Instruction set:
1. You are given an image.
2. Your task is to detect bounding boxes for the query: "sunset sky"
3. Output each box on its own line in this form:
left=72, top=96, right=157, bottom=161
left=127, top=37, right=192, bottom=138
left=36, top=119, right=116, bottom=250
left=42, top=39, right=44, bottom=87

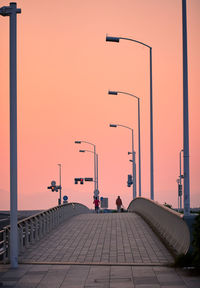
left=0, top=0, right=200, bottom=210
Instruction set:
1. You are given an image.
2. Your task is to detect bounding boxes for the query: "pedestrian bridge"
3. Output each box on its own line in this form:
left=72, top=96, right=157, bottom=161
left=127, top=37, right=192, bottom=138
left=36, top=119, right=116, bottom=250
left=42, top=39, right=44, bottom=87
left=0, top=198, right=190, bottom=265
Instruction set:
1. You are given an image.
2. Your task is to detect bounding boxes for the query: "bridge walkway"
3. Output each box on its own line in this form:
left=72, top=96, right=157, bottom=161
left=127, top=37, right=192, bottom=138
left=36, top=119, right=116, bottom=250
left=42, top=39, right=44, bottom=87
left=20, top=213, right=173, bottom=265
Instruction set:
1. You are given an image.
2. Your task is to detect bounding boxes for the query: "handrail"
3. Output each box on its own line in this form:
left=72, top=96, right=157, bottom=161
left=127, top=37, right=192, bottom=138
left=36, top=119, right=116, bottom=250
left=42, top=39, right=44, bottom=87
left=1, top=202, right=89, bottom=264
left=0, top=230, right=6, bottom=262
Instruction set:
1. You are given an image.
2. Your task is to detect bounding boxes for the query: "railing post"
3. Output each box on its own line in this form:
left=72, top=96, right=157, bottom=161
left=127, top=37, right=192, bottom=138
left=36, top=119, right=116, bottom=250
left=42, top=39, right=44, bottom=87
left=38, top=216, right=41, bottom=238
left=52, top=209, right=55, bottom=228
left=44, top=213, right=47, bottom=234
left=25, top=222, right=29, bottom=248
left=3, top=230, right=6, bottom=264
left=18, top=224, right=23, bottom=253
left=30, top=219, right=34, bottom=244
left=35, top=217, right=39, bottom=242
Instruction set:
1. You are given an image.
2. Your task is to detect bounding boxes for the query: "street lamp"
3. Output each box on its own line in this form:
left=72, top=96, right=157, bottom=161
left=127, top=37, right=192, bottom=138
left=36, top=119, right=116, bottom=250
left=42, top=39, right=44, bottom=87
left=75, top=141, right=97, bottom=195
left=0, top=2, right=21, bottom=268
left=79, top=149, right=99, bottom=196
left=182, top=0, right=190, bottom=216
left=106, top=35, right=154, bottom=200
left=108, top=90, right=141, bottom=197
left=109, top=123, right=136, bottom=199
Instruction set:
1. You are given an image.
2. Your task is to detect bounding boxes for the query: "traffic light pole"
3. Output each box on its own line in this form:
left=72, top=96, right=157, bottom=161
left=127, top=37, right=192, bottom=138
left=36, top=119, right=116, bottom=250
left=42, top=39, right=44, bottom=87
left=179, top=149, right=184, bottom=210
left=94, top=146, right=97, bottom=192
left=0, top=2, right=21, bottom=268
left=58, top=164, right=62, bottom=205
left=96, top=154, right=99, bottom=191
left=132, top=130, right=136, bottom=199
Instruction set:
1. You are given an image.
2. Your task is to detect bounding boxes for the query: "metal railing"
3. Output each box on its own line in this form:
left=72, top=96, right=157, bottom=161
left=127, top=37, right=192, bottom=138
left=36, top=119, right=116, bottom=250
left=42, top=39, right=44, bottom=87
left=0, top=202, right=89, bottom=263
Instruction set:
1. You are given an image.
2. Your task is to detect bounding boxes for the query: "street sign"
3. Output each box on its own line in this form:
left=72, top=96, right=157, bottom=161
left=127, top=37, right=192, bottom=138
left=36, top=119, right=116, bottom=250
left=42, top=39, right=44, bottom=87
left=101, top=197, right=108, bottom=208
left=94, top=189, right=99, bottom=197
left=63, top=195, right=68, bottom=201
left=85, top=178, right=93, bottom=182
left=51, top=180, right=56, bottom=186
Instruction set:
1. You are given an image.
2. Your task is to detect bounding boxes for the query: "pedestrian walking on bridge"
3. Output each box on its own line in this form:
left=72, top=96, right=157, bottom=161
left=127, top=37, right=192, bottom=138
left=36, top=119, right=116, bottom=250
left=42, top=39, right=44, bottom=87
left=93, top=197, right=100, bottom=213
left=116, top=196, right=122, bottom=212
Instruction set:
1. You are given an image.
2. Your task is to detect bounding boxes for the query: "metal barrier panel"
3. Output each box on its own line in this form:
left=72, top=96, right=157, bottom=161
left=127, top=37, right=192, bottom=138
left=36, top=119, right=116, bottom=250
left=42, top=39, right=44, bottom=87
left=128, top=197, right=190, bottom=255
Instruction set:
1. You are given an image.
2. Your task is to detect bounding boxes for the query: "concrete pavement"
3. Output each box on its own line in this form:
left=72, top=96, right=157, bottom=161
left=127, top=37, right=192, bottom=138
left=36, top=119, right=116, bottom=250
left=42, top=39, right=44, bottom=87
left=21, top=213, right=173, bottom=265
left=1, top=213, right=200, bottom=287
left=0, top=263, right=200, bottom=287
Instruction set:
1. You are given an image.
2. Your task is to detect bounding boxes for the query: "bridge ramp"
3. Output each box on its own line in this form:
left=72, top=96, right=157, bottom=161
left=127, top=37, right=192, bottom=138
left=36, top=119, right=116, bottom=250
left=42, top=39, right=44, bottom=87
left=20, top=213, right=173, bottom=265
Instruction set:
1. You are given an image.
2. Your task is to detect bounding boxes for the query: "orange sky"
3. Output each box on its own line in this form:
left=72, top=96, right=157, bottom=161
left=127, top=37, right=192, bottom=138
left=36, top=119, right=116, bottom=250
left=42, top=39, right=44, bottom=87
left=0, top=0, right=200, bottom=210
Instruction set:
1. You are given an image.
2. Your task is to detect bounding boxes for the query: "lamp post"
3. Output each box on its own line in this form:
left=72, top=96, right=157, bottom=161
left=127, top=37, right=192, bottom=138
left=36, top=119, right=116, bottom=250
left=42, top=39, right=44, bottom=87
left=75, top=141, right=97, bottom=195
left=79, top=149, right=99, bottom=196
left=108, top=90, right=141, bottom=197
left=110, top=124, right=136, bottom=199
left=0, top=2, right=21, bottom=268
left=106, top=35, right=154, bottom=200
left=58, top=164, right=62, bottom=205
left=182, top=0, right=190, bottom=216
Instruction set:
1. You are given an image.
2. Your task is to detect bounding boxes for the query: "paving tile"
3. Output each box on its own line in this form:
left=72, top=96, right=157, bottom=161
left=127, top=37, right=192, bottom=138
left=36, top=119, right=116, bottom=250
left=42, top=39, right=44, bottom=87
left=160, top=284, right=188, bottom=288
left=135, top=285, right=160, bottom=288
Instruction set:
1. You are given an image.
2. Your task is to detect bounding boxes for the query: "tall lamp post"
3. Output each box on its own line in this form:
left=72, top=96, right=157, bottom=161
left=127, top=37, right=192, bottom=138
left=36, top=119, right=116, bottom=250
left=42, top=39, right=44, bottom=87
left=75, top=141, right=97, bottom=196
left=106, top=35, right=154, bottom=200
left=108, top=90, right=141, bottom=197
left=0, top=2, right=21, bottom=268
left=182, top=0, right=190, bottom=216
left=79, top=149, right=99, bottom=196
left=110, top=124, right=136, bottom=199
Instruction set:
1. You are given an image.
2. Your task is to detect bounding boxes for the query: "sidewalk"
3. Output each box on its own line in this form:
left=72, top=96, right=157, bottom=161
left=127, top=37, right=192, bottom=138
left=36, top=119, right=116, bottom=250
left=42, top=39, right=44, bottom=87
left=0, top=263, right=200, bottom=287
left=21, top=213, right=173, bottom=265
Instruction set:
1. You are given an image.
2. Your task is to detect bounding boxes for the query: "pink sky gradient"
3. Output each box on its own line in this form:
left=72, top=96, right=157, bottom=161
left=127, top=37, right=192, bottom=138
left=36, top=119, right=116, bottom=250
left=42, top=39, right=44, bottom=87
left=0, top=0, right=200, bottom=210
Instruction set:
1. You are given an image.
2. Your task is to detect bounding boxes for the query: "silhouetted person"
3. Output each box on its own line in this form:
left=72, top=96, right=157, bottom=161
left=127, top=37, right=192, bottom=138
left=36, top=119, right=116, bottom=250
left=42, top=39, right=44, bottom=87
left=116, top=196, right=122, bottom=212
left=93, top=197, right=100, bottom=213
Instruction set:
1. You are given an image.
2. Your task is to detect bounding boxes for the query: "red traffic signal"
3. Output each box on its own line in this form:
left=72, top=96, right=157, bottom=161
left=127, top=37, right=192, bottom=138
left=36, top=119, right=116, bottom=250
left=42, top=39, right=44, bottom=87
left=74, top=178, right=84, bottom=184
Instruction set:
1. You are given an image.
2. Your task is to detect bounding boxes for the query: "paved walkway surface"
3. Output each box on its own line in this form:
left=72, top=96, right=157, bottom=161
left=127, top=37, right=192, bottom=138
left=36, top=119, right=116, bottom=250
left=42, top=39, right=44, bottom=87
left=1, top=213, right=200, bottom=287
left=21, top=213, right=173, bottom=265
left=0, top=264, right=200, bottom=287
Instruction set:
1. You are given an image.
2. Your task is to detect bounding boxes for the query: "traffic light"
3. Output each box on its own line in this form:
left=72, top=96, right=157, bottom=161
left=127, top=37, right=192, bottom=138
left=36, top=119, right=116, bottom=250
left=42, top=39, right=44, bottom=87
left=74, top=178, right=84, bottom=184
left=47, top=185, right=56, bottom=192
left=47, top=180, right=60, bottom=192
left=127, top=174, right=133, bottom=187
left=178, top=184, right=182, bottom=196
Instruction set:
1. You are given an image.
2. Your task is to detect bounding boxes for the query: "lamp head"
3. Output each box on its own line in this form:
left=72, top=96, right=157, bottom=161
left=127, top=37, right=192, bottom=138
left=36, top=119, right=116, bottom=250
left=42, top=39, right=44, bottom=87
left=75, top=141, right=81, bottom=144
left=79, top=150, right=85, bottom=153
left=108, top=90, right=118, bottom=95
left=106, top=35, right=120, bottom=42
left=109, top=124, right=117, bottom=128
